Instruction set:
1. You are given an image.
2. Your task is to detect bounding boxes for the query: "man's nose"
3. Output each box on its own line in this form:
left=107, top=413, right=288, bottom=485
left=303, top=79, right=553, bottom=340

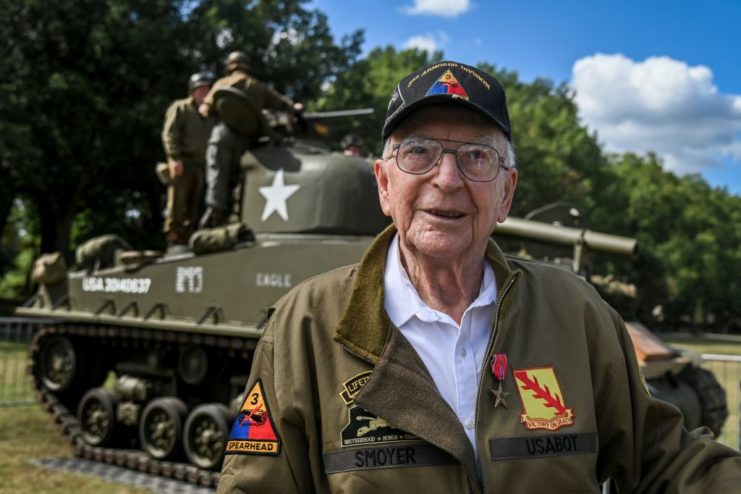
left=433, top=150, right=464, bottom=188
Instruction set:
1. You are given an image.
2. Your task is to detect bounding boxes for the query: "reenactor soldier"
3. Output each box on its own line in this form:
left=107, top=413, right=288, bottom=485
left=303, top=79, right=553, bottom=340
left=340, top=134, right=366, bottom=157
left=198, top=51, right=304, bottom=228
left=161, top=72, right=215, bottom=248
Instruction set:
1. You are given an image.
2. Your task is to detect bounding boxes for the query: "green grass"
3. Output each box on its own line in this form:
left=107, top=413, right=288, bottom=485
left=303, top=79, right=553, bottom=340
left=661, top=334, right=741, bottom=356
left=0, top=405, right=150, bottom=494
left=0, top=342, right=34, bottom=404
left=0, top=343, right=149, bottom=494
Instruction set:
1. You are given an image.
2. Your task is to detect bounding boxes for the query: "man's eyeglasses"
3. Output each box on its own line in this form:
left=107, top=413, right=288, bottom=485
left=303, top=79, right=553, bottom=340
left=387, top=137, right=509, bottom=182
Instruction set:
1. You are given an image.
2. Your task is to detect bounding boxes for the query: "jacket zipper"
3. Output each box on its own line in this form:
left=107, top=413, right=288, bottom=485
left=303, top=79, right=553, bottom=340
left=341, top=344, right=374, bottom=365
left=474, top=273, right=519, bottom=494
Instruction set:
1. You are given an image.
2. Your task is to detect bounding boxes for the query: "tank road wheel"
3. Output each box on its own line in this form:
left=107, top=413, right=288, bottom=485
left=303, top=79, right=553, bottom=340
left=178, top=345, right=209, bottom=385
left=679, top=365, right=729, bottom=436
left=140, top=397, right=188, bottom=460
left=184, top=403, right=232, bottom=470
left=77, top=388, right=119, bottom=446
left=38, top=336, right=79, bottom=392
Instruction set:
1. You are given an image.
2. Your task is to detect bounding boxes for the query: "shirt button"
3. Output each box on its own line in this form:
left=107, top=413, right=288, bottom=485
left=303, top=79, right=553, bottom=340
left=458, top=347, right=467, bottom=357
left=464, top=419, right=475, bottom=430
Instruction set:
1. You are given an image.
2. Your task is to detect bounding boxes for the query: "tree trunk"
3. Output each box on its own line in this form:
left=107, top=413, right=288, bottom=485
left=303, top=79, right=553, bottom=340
left=36, top=194, right=76, bottom=260
left=0, top=190, right=14, bottom=246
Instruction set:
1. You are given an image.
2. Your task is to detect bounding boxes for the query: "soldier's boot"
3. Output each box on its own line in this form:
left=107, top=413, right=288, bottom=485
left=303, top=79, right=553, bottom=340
left=165, top=230, right=190, bottom=255
left=166, top=230, right=186, bottom=246
left=198, top=207, right=228, bottom=229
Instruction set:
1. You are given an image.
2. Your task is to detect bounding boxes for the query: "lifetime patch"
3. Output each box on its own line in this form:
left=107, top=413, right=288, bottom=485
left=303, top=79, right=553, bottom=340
left=225, top=379, right=281, bottom=456
left=341, top=406, right=418, bottom=447
left=339, top=371, right=372, bottom=406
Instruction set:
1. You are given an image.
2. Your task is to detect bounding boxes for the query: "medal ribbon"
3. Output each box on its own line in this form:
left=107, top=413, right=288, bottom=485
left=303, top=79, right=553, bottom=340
left=491, top=353, right=508, bottom=381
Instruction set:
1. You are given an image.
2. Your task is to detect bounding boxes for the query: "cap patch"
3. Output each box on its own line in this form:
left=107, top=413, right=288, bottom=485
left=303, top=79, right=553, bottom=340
left=425, top=69, right=469, bottom=99
left=225, top=379, right=281, bottom=455
left=514, top=367, right=574, bottom=431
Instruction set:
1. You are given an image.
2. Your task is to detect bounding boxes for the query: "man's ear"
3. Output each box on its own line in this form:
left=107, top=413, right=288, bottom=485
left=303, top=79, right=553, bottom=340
left=497, top=168, right=518, bottom=223
left=374, top=159, right=392, bottom=217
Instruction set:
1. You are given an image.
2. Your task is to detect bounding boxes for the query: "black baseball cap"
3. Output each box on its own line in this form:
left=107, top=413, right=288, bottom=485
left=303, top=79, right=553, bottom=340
left=382, top=61, right=511, bottom=140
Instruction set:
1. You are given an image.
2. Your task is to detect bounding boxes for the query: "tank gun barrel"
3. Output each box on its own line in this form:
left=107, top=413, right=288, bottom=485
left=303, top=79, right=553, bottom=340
left=496, top=217, right=638, bottom=257
left=302, top=108, right=375, bottom=119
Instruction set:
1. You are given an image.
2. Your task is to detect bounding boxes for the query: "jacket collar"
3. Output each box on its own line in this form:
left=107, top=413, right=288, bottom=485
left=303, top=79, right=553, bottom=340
left=334, top=223, right=518, bottom=362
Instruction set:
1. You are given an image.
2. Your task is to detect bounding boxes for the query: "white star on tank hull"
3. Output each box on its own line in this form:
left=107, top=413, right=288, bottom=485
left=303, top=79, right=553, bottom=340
left=259, top=169, right=301, bottom=221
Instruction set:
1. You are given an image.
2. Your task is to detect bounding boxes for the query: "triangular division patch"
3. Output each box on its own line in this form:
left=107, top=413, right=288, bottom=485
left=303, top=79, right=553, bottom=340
left=426, top=69, right=469, bottom=99
left=225, top=379, right=282, bottom=455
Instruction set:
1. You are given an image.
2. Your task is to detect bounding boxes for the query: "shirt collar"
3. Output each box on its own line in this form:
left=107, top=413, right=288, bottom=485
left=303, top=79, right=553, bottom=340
left=384, top=234, right=497, bottom=328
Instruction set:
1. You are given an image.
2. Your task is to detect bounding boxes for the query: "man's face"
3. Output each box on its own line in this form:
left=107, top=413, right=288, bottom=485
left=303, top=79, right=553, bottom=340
left=192, top=85, right=210, bottom=106
left=374, top=106, right=518, bottom=262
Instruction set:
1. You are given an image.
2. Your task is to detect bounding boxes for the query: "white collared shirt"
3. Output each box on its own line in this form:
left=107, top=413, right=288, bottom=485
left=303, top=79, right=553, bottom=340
left=384, top=234, right=497, bottom=455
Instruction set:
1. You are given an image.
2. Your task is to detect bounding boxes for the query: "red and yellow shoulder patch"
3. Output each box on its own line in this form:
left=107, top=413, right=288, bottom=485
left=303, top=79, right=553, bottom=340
left=225, top=379, right=281, bottom=455
left=513, top=367, right=574, bottom=431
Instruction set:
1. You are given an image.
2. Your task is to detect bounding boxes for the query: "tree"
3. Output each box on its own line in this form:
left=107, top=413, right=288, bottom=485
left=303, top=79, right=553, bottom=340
left=314, top=46, right=441, bottom=154
left=0, top=0, right=363, bottom=266
left=612, top=153, right=741, bottom=329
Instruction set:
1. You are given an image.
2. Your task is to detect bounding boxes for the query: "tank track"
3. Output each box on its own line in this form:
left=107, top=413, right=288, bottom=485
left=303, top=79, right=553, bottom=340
left=28, top=323, right=256, bottom=489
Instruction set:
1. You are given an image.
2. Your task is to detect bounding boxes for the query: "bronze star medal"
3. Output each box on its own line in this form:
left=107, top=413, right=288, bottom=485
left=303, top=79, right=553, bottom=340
left=491, top=382, right=510, bottom=408
left=490, top=353, right=509, bottom=408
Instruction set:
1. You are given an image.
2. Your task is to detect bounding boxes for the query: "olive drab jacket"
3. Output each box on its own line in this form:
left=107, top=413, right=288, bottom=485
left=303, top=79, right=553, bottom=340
left=201, top=70, right=295, bottom=118
left=217, top=226, right=741, bottom=493
left=161, top=96, right=213, bottom=165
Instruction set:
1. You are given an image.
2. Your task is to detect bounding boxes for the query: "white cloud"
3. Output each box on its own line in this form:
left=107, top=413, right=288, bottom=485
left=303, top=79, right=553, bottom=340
left=402, top=0, right=471, bottom=18
left=571, top=53, right=741, bottom=174
left=403, top=32, right=450, bottom=54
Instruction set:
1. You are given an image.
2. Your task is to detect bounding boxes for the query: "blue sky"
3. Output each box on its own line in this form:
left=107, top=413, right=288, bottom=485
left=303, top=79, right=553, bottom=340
left=310, top=0, right=741, bottom=195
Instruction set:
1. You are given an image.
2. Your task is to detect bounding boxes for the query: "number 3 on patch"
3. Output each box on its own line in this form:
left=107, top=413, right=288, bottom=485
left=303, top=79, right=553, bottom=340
left=225, top=379, right=282, bottom=456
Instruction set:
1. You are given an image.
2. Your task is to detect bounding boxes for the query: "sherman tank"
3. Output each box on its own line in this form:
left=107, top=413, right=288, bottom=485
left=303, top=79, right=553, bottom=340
left=16, top=92, right=727, bottom=487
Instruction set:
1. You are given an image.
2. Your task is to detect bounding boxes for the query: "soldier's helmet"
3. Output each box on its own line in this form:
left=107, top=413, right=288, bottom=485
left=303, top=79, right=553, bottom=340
left=340, top=134, right=364, bottom=149
left=188, top=72, right=214, bottom=93
left=225, top=51, right=250, bottom=72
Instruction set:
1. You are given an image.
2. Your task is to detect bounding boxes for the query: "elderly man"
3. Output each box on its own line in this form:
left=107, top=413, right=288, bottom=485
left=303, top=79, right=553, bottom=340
left=217, top=61, right=741, bottom=493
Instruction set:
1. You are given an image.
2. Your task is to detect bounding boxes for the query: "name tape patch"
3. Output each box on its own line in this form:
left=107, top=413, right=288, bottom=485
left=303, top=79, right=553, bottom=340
left=489, top=433, right=597, bottom=461
left=324, top=443, right=456, bottom=473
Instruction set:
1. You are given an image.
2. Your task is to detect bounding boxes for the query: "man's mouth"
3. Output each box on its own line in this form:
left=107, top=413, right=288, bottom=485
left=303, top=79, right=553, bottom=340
left=427, top=209, right=466, bottom=219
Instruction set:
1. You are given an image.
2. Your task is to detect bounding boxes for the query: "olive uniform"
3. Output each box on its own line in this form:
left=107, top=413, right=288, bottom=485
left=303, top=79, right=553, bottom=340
left=218, top=226, right=741, bottom=493
left=201, top=69, right=296, bottom=219
left=161, top=96, right=213, bottom=242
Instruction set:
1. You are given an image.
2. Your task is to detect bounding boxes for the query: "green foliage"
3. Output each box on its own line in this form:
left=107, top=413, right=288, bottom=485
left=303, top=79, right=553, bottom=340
left=0, top=1, right=738, bottom=329
left=0, top=200, right=38, bottom=301
left=611, top=153, right=741, bottom=328
left=314, top=46, right=441, bottom=154
left=0, top=0, right=362, bottom=262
